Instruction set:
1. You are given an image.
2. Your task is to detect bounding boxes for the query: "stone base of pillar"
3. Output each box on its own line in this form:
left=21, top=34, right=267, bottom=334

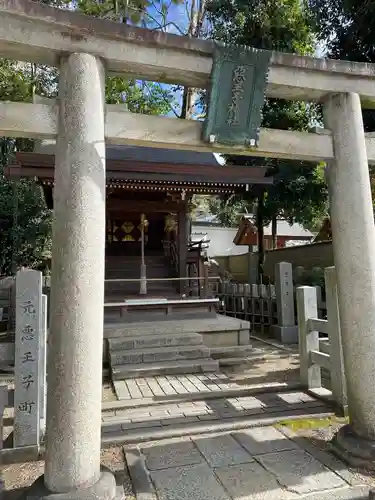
left=271, top=325, right=298, bottom=344
left=18, top=469, right=124, bottom=500
left=139, top=264, right=147, bottom=295
left=330, top=424, right=375, bottom=470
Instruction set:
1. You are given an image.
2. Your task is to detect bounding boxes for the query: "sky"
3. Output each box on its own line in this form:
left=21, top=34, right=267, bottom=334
left=145, top=0, right=191, bottom=33
left=143, top=1, right=193, bottom=117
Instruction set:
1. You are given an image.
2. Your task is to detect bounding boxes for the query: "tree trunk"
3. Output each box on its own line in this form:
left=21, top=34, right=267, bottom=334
left=271, top=215, right=277, bottom=249
left=180, top=0, right=206, bottom=120
left=180, top=87, right=195, bottom=119
left=256, top=191, right=265, bottom=283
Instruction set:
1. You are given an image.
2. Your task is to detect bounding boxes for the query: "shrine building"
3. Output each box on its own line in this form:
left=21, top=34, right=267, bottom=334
left=5, top=143, right=272, bottom=299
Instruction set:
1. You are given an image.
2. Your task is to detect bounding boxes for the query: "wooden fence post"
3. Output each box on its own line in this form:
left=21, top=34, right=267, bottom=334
left=202, top=262, right=209, bottom=299
left=324, top=266, right=347, bottom=414
left=296, top=286, right=321, bottom=390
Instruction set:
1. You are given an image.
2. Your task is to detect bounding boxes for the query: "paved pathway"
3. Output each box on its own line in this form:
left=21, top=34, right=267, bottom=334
left=101, top=390, right=334, bottom=446
left=125, top=426, right=370, bottom=500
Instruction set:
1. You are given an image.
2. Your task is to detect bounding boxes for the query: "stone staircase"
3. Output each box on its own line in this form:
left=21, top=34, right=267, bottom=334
left=105, top=254, right=178, bottom=300
left=109, top=330, right=219, bottom=380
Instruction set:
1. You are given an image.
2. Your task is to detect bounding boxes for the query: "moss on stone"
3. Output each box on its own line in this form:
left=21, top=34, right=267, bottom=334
left=276, top=416, right=349, bottom=431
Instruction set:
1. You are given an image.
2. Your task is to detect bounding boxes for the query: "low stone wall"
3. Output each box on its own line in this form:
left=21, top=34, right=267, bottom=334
left=214, top=241, right=333, bottom=282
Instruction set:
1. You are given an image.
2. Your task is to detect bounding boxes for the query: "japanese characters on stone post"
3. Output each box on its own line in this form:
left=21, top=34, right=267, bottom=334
left=275, top=261, right=295, bottom=327
left=14, top=269, right=42, bottom=448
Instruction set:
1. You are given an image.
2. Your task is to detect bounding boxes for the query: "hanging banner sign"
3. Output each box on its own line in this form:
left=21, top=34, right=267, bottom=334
left=203, top=44, right=271, bottom=148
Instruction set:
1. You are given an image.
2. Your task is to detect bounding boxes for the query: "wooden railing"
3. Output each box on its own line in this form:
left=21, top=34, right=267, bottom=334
left=170, top=240, right=179, bottom=275
left=0, top=276, right=15, bottom=335
left=188, top=239, right=207, bottom=254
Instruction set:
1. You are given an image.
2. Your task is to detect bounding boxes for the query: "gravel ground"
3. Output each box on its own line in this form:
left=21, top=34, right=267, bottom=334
left=224, top=338, right=300, bottom=386
left=2, top=447, right=135, bottom=500
left=290, top=420, right=375, bottom=489
left=102, top=380, right=117, bottom=402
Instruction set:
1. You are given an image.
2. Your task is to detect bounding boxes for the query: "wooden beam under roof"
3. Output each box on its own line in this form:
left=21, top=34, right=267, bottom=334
left=6, top=152, right=273, bottom=186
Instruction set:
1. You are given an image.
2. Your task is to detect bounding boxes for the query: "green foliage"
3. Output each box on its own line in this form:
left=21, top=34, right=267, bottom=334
left=76, top=0, right=177, bottom=115
left=75, top=0, right=183, bottom=27
left=294, top=266, right=325, bottom=291
left=308, top=0, right=375, bottom=62
left=106, top=77, right=175, bottom=115
left=308, top=0, right=375, bottom=132
left=0, top=0, right=177, bottom=275
left=308, top=0, right=375, bottom=211
left=208, top=195, right=245, bottom=227
left=208, top=0, right=315, bottom=55
left=0, top=174, right=52, bottom=275
left=0, top=60, right=53, bottom=275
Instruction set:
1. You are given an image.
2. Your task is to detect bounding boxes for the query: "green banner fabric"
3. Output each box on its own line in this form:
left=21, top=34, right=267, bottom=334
left=203, top=43, right=271, bottom=148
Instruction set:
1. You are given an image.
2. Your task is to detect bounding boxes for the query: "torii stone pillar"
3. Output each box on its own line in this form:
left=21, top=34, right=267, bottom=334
left=24, top=53, right=120, bottom=499
left=325, top=92, right=375, bottom=468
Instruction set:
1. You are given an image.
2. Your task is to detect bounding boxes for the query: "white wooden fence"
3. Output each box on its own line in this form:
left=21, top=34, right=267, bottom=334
left=297, top=266, right=347, bottom=414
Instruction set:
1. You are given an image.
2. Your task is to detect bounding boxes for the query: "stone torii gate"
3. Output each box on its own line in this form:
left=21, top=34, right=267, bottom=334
left=2, top=0, right=375, bottom=497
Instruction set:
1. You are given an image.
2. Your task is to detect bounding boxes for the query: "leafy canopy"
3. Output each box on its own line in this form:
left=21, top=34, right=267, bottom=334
left=0, top=60, right=53, bottom=275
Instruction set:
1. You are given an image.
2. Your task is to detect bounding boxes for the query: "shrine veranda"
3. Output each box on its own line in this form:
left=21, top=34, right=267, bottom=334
left=2, top=0, right=375, bottom=498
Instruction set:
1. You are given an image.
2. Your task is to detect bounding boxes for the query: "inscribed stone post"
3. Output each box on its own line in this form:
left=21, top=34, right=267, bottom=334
left=14, top=269, right=42, bottom=448
left=271, top=262, right=298, bottom=343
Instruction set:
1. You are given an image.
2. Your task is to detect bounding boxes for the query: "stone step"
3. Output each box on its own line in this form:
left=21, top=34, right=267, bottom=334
left=109, top=344, right=211, bottom=365
left=108, top=332, right=204, bottom=350
left=101, top=407, right=335, bottom=448
left=105, top=268, right=174, bottom=276
left=217, top=357, right=254, bottom=366
left=104, top=316, right=248, bottom=337
left=210, top=345, right=253, bottom=359
left=111, top=358, right=219, bottom=380
left=105, top=282, right=177, bottom=290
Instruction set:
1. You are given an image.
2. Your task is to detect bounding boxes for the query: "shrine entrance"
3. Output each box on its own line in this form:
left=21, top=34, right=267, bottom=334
left=106, top=212, right=166, bottom=256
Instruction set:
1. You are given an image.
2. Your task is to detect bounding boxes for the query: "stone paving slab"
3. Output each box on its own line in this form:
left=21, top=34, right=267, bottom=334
left=233, top=426, right=300, bottom=455
left=103, top=391, right=328, bottom=427
left=150, top=463, right=229, bottom=500
left=194, top=434, right=255, bottom=468
left=125, top=428, right=371, bottom=500
left=257, top=448, right=346, bottom=494
left=142, top=441, right=203, bottom=471
left=214, top=461, right=298, bottom=500
left=103, top=380, right=302, bottom=412
left=113, top=373, right=272, bottom=401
